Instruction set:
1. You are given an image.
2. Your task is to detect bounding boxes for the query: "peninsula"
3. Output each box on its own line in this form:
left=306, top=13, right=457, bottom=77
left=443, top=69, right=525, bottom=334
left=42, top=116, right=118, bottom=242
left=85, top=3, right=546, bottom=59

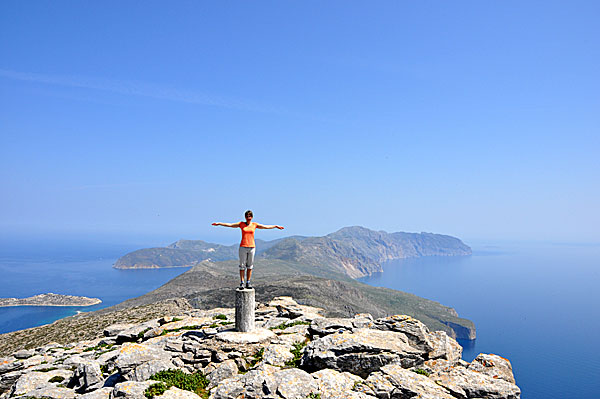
left=114, top=226, right=472, bottom=279
left=0, top=293, right=102, bottom=307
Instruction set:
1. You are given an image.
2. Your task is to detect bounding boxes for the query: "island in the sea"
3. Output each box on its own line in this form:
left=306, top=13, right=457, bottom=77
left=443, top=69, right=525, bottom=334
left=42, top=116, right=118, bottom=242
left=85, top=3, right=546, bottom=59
left=0, top=293, right=102, bottom=307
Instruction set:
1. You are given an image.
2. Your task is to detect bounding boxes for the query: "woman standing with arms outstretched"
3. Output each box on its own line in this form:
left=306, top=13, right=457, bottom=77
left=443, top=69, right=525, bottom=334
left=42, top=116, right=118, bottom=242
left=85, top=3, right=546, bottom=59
left=212, top=210, right=284, bottom=289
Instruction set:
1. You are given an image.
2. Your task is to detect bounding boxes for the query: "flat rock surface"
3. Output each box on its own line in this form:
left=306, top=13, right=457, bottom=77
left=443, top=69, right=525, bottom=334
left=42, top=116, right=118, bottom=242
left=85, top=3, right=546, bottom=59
left=215, top=328, right=275, bottom=344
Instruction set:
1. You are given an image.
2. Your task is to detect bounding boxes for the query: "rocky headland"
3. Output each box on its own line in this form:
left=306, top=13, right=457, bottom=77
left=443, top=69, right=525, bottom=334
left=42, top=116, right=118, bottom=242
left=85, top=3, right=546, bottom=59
left=0, top=293, right=102, bottom=308
left=0, top=296, right=520, bottom=399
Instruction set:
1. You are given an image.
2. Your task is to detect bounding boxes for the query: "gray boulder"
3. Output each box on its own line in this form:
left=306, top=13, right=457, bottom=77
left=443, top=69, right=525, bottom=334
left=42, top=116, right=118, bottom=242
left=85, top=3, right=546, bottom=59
left=309, top=318, right=354, bottom=337
left=301, top=328, right=425, bottom=378
left=311, top=369, right=364, bottom=399
left=104, top=324, right=136, bottom=337
left=12, top=350, right=35, bottom=360
left=468, top=353, right=516, bottom=384
left=115, top=343, right=171, bottom=375
left=112, top=381, right=153, bottom=399
left=274, top=368, right=318, bottom=399
left=428, top=330, right=462, bottom=362
left=14, top=386, right=76, bottom=399
left=375, top=315, right=434, bottom=352
left=365, top=364, right=455, bottom=399
left=0, top=359, right=23, bottom=375
left=126, top=359, right=175, bottom=382
left=431, top=367, right=521, bottom=399
left=79, top=387, right=113, bottom=399
left=10, top=369, right=73, bottom=396
left=207, top=359, right=238, bottom=388
left=69, top=360, right=104, bottom=392
left=262, top=344, right=295, bottom=367
left=161, top=386, right=202, bottom=399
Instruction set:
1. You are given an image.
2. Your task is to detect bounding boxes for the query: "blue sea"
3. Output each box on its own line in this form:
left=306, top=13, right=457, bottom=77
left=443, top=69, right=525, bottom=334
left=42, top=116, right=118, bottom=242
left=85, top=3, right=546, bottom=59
left=1, top=237, right=599, bottom=398
left=360, top=241, right=600, bottom=399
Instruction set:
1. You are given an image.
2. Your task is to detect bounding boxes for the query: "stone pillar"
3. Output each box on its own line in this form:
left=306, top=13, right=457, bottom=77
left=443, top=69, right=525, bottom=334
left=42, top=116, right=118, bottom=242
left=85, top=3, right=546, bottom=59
left=235, top=288, right=255, bottom=332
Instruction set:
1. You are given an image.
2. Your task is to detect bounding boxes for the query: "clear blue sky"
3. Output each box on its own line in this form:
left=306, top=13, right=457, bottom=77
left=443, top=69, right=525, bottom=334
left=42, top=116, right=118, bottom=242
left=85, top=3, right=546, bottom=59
left=1, top=1, right=598, bottom=245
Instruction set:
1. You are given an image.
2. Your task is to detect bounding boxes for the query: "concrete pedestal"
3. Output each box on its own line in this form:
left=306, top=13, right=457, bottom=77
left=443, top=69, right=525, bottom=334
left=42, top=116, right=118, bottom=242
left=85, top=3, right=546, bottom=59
left=235, top=288, right=255, bottom=332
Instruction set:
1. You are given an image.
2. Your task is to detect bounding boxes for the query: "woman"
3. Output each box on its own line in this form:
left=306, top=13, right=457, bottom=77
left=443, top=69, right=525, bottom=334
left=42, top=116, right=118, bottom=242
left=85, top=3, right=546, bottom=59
left=212, top=210, right=284, bottom=289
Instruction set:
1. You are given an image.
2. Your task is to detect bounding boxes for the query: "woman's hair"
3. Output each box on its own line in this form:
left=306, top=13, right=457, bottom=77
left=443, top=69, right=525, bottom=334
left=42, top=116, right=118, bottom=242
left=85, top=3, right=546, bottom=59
left=245, top=210, right=253, bottom=218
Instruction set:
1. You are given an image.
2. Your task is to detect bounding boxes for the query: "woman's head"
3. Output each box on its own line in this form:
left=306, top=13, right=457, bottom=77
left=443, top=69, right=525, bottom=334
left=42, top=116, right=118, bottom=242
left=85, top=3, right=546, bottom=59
left=245, top=210, right=253, bottom=222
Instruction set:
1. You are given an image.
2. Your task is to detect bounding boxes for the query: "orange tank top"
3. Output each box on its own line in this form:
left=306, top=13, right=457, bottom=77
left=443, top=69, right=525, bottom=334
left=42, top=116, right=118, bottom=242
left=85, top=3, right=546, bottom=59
left=240, top=222, right=257, bottom=248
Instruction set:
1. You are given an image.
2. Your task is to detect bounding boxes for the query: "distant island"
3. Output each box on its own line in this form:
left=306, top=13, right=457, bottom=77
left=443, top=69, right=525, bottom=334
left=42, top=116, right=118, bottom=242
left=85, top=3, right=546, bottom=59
left=0, top=293, right=102, bottom=307
left=115, top=226, right=472, bottom=279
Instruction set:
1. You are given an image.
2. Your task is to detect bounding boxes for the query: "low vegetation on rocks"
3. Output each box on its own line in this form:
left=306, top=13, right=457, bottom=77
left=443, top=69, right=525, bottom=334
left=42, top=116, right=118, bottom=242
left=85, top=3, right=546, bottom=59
left=0, top=296, right=520, bottom=399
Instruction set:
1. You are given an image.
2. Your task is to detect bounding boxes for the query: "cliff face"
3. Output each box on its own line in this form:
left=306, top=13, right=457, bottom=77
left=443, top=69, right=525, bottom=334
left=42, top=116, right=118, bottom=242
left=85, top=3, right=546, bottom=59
left=0, top=296, right=519, bottom=399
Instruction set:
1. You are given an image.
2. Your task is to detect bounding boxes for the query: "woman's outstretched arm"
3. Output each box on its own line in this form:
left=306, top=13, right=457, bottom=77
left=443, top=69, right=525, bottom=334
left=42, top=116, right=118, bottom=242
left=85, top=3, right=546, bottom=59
left=256, top=223, right=284, bottom=230
left=212, top=222, right=241, bottom=228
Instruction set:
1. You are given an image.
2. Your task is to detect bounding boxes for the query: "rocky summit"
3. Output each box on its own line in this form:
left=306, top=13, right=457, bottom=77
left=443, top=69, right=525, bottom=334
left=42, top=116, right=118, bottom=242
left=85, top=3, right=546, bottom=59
left=0, top=296, right=520, bottom=399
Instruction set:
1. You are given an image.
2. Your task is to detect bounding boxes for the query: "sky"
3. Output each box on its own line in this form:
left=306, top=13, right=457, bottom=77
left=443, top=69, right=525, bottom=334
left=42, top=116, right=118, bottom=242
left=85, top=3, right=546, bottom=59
left=1, top=1, right=599, bottom=246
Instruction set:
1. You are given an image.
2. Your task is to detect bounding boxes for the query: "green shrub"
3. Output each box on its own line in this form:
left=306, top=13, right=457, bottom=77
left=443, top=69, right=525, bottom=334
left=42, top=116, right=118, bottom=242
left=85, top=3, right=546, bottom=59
left=307, top=393, right=321, bottom=399
left=246, top=347, right=265, bottom=369
left=413, top=368, right=430, bottom=376
left=145, top=382, right=168, bottom=398
left=270, top=320, right=311, bottom=331
left=148, top=369, right=209, bottom=399
left=285, top=341, right=307, bottom=368
left=48, top=376, right=65, bottom=383
left=213, top=314, right=227, bottom=320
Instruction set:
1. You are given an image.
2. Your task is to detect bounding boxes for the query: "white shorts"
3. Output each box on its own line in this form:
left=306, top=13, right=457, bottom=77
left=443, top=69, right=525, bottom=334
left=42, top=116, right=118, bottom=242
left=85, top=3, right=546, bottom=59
left=239, top=246, right=255, bottom=270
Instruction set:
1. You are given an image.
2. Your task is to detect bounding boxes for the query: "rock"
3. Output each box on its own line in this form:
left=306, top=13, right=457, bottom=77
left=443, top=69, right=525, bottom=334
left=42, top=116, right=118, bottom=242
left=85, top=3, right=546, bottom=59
left=351, top=314, right=375, bottom=329
left=312, top=369, right=363, bottom=399
left=215, top=328, right=275, bottom=344
left=126, top=359, right=175, bottom=382
left=79, top=387, right=113, bottom=399
left=13, top=349, right=35, bottom=360
left=272, top=333, right=306, bottom=346
left=375, top=315, right=434, bottom=352
left=10, top=369, right=73, bottom=396
left=104, top=324, right=136, bottom=338
left=164, top=340, right=184, bottom=353
left=428, top=330, right=463, bottom=362
left=15, top=386, right=77, bottom=399
left=301, top=328, right=425, bottom=378
left=96, top=349, right=120, bottom=367
left=274, top=368, right=318, bottom=399
left=64, top=355, right=88, bottom=367
left=115, top=343, right=171, bottom=375
left=262, top=344, right=295, bottom=367
left=211, top=364, right=280, bottom=399
left=260, top=317, right=293, bottom=330
left=0, top=370, right=23, bottom=393
left=112, top=380, right=152, bottom=399
left=431, top=367, right=521, bottom=399
left=276, top=323, right=310, bottom=336
left=207, top=359, right=238, bottom=387
left=160, top=386, right=202, bottom=399
left=309, top=318, right=354, bottom=337
left=468, top=353, right=516, bottom=384
left=117, top=323, right=158, bottom=343
left=0, top=358, right=22, bottom=375
left=69, top=360, right=104, bottom=392
left=365, top=364, right=455, bottom=399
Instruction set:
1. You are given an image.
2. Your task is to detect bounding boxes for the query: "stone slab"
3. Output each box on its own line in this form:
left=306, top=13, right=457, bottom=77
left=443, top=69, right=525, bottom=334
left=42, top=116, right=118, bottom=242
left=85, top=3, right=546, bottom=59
left=215, top=328, right=275, bottom=344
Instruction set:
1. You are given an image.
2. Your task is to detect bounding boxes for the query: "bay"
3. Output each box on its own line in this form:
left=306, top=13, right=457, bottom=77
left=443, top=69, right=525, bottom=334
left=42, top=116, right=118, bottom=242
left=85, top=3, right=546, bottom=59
left=360, top=241, right=600, bottom=399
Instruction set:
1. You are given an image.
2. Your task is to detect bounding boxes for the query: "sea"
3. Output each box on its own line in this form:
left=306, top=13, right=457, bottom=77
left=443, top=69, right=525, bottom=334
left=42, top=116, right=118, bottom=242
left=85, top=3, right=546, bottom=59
left=0, top=236, right=599, bottom=398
